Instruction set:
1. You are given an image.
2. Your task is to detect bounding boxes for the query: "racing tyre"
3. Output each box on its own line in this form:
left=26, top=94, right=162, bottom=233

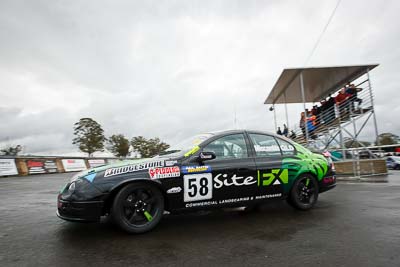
left=112, top=182, right=164, bottom=234
left=287, top=174, right=319, bottom=211
left=395, top=164, right=400, bottom=170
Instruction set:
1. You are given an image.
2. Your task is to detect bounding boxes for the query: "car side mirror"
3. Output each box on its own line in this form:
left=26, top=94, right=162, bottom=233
left=199, top=151, right=216, bottom=161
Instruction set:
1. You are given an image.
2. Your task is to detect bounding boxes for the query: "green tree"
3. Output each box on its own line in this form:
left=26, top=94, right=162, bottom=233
left=344, top=137, right=371, bottom=148
left=376, top=132, right=399, bottom=146
left=108, top=134, right=130, bottom=158
left=131, top=136, right=170, bottom=158
left=1, top=145, right=22, bottom=156
left=72, top=118, right=106, bottom=157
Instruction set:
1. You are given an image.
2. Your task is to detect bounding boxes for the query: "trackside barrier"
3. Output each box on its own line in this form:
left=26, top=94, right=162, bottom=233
left=328, top=144, right=400, bottom=179
left=334, top=159, right=387, bottom=177
left=0, top=157, right=132, bottom=177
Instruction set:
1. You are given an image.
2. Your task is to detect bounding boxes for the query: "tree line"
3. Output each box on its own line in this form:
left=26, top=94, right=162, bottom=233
left=72, top=118, right=169, bottom=158
left=1, top=118, right=400, bottom=156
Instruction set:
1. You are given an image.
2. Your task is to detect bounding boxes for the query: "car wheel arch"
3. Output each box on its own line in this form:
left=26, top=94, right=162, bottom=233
left=292, top=172, right=319, bottom=186
left=103, top=178, right=169, bottom=215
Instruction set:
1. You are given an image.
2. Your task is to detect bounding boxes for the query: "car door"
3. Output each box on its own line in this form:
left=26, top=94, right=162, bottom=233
left=182, top=133, right=258, bottom=206
left=247, top=133, right=291, bottom=198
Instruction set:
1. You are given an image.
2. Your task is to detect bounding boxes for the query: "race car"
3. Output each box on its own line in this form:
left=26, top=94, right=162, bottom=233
left=57, top=130, right=336, bottom=233
left=386, top=156, right=400, bottom=170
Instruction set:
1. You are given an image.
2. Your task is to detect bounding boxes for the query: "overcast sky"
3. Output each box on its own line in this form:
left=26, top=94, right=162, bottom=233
left=0, top=0, right=399, bottom=155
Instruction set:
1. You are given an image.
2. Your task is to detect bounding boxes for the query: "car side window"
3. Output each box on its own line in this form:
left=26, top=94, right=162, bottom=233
left=203, top=134, right=248, bottom=160
left=249, top=134, right=282, bottom=157
left=275, top=138, right=296, bottom=156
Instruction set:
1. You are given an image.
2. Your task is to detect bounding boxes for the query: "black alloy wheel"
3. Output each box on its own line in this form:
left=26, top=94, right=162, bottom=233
left=287, top=174, right=319, bottom=210
left=112, top=182, right=164, bottom=234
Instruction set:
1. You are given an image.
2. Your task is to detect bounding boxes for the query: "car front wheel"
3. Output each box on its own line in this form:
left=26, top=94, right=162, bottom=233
left=112, top=182, right=164, bottom=234
left=287, top=174, right=319, bottom=210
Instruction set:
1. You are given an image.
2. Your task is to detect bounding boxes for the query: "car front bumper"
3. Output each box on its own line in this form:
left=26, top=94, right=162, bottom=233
left=57, top=197, right=103, bottom=222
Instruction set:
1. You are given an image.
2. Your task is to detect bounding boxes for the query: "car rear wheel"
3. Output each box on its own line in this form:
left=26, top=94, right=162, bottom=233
left=112, top=182, right=164, bottom=234
left=287, top=174, right=319, bottom=210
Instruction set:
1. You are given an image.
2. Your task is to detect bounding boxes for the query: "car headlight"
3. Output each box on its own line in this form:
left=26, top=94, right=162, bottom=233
left=70, top=172, right=81, bottom=182
left=68, top=182, right=76, bottom=193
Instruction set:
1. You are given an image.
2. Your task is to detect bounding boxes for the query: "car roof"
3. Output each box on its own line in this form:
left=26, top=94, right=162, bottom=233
left=206, top=129, right=280, bottom=137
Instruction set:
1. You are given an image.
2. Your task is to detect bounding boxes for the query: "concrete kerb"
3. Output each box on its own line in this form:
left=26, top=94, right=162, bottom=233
left=336, top=173, right=389, bottom=183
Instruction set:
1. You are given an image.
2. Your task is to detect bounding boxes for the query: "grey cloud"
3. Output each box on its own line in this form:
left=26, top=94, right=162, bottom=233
left=0, top=0, right=399, bottom=154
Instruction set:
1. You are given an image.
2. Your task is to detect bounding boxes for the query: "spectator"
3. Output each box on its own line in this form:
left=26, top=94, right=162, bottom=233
left=289, top=130, right=297, bottom=139
left=300, top=112, right=306, bottom=137
left=312, top=104, right=321, bottom=127
left=325, top=94, right=335, bottom=124
left=346, top=83, right=363, bottom=112
left=307, top=112, right=317, bottom=139
left=335, top=88, right=350, bottom=117
left=277, top=127, right=282, bottom=135
left=283, top=124, right=288, bottom=137
left=320, top=99, right=328, bottom=124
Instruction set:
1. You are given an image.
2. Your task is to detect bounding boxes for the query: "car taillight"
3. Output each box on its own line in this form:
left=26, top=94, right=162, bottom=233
left=330, top=161, right=335, bottom=172
left=323, top=151, right=335, bottom=171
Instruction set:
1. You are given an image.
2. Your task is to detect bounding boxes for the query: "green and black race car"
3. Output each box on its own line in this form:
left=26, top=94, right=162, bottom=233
left=57, top=130, right=336, bottom=233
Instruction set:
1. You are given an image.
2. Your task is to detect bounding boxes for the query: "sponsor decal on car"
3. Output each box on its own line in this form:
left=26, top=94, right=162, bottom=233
left=182, top=171, right=285, bottom=202
left=184, top=193, right=282, bottom=208
left=257, top=169, right=288, bottom=186
left=181, top=165, right=212, bottom=174
left=166, top=187, right=182, bottom=194
left=200, top=153, right=213, bottom=160
left=254, top=144, right=281, bottom=152
left=165, top=160, right=178, bottom=166
left=214, top=173, right=257, bottom=189
left=149, top=166, right=180, bottom=179
left=184, top=146, right=200, bottom=157
left=104, top=160, right=164, bottom=178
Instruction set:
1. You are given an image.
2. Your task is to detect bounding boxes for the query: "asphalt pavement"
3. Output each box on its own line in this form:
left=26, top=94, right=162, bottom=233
left=0, top=172, right=400, bottom=267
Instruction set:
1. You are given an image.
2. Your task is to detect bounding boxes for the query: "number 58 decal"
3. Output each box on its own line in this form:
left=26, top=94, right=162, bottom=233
left=183, top=173, right=213, bottom=202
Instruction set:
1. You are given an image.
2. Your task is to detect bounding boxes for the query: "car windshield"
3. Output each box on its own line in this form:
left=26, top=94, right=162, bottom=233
left=156, top=133, right=213, bottom=158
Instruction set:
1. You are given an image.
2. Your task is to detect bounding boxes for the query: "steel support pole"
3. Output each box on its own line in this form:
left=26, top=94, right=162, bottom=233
left=351, top=113, right=360, bottom=177
left=284, top=93, right=289, bottom=130
left=273, top=105, right=277, bottom=133
left=300, top=72, right=309, bottom=145
left=367, top=69, right=380, bottom=145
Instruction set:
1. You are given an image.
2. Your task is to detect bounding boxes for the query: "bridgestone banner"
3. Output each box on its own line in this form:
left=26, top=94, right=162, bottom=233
left=26, top=159, right=58, bottom=174
left=62, top=159, right=87, bottom=172
left=88, top=159, right=105, bottom=168
left=0, top=159, right=18, bottom=176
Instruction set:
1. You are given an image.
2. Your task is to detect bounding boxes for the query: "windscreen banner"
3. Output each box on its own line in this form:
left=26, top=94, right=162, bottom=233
left=26, top=159, right=58, bottom=174
left=106, top=158, right=122, bottom=165
left=62, top=159, right=87, bottom=172
left=88, top=159, right=106, bottom=168
left=0, top=159, right=18, bottom=176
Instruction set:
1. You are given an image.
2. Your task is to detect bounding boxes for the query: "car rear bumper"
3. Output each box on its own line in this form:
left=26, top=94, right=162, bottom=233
left=319, top=175, right=336, bottom=193
left=57, top=197, right=103, bottom=222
